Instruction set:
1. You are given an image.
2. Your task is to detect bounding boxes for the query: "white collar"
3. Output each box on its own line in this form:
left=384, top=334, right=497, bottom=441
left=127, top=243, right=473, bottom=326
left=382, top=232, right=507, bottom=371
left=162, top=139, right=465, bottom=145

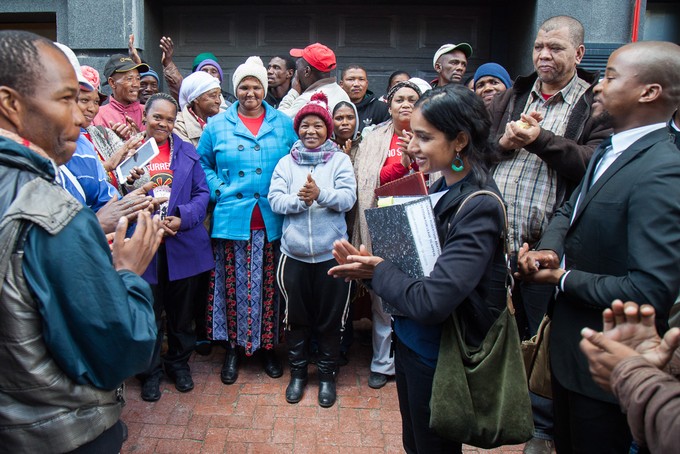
left=611, top=123, right=667, bottom=153
left=670, top=118, right=680, bottom=133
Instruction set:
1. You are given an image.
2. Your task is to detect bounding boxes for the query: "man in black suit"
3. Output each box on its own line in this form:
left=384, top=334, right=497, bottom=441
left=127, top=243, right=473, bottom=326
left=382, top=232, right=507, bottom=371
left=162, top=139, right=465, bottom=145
left=518, top=41, right=680, bottom=453
left=670, top=109, right=680, bottom=149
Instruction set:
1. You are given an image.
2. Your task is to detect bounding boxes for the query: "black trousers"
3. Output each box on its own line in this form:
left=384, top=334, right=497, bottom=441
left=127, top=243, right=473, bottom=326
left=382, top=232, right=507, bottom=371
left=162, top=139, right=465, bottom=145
left=143, top=244, right=209, bottom=378
left=394, top=335, right=462, bottom=454
left=552, top=375, right=632, bottom=454
left=192, top=271, right=210, bottom=342
left=67, top=420, right=126, bottom=454
left=276, top=254, right=351, bottom=375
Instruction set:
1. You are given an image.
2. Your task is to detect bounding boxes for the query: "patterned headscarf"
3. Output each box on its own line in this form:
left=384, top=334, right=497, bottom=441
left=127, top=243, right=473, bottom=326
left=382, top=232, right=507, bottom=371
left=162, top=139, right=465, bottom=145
left=386, top=80, right=422, bottom=104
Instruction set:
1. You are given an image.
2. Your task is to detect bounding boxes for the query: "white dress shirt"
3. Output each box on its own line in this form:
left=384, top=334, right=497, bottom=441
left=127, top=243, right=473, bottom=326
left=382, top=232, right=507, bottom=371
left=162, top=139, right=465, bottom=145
left=592, top=123, right=667, bottom=185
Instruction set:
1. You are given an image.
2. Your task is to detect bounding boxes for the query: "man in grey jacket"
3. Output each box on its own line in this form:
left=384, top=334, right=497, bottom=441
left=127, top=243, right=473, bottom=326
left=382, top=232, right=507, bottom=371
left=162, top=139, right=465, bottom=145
left=0, top=30, right=162, bottom=453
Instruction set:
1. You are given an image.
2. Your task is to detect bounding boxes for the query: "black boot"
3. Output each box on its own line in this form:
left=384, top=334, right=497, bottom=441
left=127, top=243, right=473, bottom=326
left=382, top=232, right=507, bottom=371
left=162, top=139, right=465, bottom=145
left=285, top=328, right=309, bottom=404
left=286, top=369, right=308, bottom=404
left=220, top=345, right=239, bottom=385
left=140, top=372, right=162, bottom=402
left=317, top=333, right=340, bottom=408
left=318, top=372, right=336, bottom=408
left=261, top=348, right=283, bottom=378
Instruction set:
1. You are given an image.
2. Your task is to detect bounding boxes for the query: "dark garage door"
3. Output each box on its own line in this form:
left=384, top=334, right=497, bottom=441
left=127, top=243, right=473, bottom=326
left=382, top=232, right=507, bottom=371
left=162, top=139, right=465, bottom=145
left=162, top=3, right=493, bottom=95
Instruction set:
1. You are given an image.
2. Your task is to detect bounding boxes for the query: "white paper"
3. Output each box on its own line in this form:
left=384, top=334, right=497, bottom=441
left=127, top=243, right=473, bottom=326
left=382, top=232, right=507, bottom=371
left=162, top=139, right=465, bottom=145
left=404, top=198, right=442, bottom=277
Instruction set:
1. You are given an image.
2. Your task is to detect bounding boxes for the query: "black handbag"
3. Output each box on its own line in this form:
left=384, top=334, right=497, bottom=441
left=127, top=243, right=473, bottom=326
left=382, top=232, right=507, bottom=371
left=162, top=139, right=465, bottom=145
left=429, top=190, right=534, bottom=448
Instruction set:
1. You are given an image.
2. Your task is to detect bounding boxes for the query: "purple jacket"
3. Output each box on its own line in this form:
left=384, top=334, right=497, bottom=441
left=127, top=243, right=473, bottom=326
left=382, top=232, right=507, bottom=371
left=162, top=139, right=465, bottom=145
left=143, top=133, right=214, bottom=283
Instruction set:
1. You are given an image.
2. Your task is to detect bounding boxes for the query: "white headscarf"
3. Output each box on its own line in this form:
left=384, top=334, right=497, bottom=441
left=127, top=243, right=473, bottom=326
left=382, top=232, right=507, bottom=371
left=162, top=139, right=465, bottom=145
left=409, top=77, right=432, bottom=96
left=179, top=71, right=221, bottom=110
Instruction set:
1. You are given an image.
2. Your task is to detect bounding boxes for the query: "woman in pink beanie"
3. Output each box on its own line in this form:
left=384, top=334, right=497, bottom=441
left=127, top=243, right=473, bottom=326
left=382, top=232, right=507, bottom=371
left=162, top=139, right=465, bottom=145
left=269, top=93, right=357, bottom=408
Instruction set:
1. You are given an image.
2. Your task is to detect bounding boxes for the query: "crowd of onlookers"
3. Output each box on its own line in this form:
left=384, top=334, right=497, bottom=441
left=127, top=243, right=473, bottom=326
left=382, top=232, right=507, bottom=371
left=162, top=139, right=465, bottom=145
left=2, top=12, right=680, bottom=454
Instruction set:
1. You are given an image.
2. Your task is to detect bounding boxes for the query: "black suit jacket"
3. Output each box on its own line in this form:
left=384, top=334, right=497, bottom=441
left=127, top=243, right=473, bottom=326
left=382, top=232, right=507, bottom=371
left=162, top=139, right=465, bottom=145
left=538, top=127, right=680, bottom=403
left=668, top=118, right=680, bottom=150
left=372, top=176, right=507, bottom=347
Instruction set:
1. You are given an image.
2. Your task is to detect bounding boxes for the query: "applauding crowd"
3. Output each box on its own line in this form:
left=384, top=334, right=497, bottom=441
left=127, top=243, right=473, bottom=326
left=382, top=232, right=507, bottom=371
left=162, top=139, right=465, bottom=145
left=2, top=14, right=680, bottom=453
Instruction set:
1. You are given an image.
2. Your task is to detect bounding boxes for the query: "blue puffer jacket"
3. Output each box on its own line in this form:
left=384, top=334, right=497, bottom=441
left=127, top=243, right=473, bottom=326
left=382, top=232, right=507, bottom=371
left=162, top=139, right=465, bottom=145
left=197, top=102, right=296, bottom=241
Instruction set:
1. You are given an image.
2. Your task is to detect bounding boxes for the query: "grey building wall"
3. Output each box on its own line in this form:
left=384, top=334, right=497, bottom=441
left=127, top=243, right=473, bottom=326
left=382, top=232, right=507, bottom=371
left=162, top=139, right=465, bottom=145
left=2, top=0, right=66, bottom=39
left=513, top=0, right=637, bottom=75
left=645, top=2, right=680, bottom=42
left=142, top=0, right=163, bottom=83
left=2, top=0, right=159, bottom=93
left=1, top=0, right=675, bottom=92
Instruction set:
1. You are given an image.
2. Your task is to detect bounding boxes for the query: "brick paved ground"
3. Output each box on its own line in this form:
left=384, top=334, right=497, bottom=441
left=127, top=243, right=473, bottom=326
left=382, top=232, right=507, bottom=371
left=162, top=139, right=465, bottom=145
left=120, top=324, right=526, bottom=453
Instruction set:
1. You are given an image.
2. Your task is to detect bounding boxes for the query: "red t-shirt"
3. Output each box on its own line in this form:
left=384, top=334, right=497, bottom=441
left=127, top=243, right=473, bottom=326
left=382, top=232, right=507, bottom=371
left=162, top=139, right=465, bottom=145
left=238, top=112, right=266, bottom=230
left=239, top=112, right=265, bottom=136
left=147, top=140, right=173, bottom=188
left=380, top=133, right=410, bottom=185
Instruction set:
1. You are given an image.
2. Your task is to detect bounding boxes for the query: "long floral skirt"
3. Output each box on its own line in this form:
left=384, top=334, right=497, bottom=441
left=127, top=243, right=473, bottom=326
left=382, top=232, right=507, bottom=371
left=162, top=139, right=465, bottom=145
left=206, top=230, right=281, bottom=355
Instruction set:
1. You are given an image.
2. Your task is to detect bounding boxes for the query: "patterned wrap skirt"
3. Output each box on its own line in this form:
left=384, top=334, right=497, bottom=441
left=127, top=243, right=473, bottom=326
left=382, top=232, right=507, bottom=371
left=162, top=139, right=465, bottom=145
left=206, top=229, right=282, bottom=355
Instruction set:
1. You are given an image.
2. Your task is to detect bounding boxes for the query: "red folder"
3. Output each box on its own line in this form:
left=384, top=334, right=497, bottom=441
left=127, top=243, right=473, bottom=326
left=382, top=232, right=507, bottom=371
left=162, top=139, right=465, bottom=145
left=374, top=172, right=428, bottom=198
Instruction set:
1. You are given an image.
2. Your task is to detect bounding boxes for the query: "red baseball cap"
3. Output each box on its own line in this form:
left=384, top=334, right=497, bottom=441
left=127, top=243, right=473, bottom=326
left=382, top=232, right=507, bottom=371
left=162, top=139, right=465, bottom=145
left=290, top=43, right=337, bottom=72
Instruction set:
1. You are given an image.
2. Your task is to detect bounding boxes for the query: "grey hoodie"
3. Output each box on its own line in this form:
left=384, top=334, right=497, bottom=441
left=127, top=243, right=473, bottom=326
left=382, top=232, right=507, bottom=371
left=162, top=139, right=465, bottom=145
left=269, top=146, right=357, bottom=263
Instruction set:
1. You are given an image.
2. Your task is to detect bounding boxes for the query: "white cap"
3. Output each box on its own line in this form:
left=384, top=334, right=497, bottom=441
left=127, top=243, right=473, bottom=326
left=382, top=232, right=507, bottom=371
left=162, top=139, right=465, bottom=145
left=432, top=43, right=473, bottom=69
left=53, top=42, right=95, bottom=92
left=409, top=77, right=432, bottom=95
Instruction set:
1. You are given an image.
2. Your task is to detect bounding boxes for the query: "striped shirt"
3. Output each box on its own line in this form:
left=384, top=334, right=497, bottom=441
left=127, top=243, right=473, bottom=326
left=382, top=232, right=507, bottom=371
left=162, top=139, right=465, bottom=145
left=493, top=74, right=590, bottom=253
left=60, top=133, right=118, bottom=211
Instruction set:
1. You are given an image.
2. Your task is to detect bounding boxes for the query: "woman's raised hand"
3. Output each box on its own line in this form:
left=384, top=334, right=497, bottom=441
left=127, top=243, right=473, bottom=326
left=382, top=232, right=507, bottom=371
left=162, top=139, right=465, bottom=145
left=328, top=239, right=384, bottom=281
left=342, top=139, right=353, bottom=155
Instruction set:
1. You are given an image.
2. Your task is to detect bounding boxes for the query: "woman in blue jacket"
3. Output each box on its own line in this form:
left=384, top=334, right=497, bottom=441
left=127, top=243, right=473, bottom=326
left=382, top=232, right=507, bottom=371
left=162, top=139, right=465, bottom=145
left=197, top=57, right=297, bottom=384
left=138, top=93, right=214, bottom=402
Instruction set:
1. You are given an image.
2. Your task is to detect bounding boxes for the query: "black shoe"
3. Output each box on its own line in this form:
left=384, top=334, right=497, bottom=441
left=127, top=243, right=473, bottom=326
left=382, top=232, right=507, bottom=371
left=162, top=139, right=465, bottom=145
left=195, top=340, right=212, bottom=356
left=338, top=351, right=349, bottom=366
left=141, top=374, right=162, bottom=402
left=285, top=376, right=308, bottom=404
left=121, top=420, right=129, bottom=442
left=262, top=349, right=283, bottom=378
left=368, top=372, right=388, bottom=389
left=221, top=349, right=239, bottom=385
left=523, top=437, right=555, bottom=454
left=173, top=372, right=194, bottom=393
left=318, top=378, right=337, bottom=408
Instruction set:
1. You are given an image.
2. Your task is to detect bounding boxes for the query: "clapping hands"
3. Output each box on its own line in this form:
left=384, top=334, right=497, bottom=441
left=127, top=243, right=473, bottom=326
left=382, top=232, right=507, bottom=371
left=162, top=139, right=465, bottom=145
left=579, top=300, right=680, bottom=391
left=298, top=173, right=320, bottom=206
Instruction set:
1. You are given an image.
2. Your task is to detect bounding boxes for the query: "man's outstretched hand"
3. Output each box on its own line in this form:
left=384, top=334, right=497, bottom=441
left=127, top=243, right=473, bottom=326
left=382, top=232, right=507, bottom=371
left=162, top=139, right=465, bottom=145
left=111, top=211, right=163, bottom=275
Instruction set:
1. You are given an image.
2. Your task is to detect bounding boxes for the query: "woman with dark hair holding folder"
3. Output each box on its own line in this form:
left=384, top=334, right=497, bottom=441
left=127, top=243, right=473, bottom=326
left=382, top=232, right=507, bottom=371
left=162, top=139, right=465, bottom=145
left=330, top=85, right=506, bottom=454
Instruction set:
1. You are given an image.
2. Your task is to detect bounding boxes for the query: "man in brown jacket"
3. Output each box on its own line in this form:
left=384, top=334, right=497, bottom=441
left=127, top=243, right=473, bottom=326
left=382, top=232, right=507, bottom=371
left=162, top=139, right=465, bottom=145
left=580, top=300, right=680, bottom=454
left=489, top=16, right=611, bottom=453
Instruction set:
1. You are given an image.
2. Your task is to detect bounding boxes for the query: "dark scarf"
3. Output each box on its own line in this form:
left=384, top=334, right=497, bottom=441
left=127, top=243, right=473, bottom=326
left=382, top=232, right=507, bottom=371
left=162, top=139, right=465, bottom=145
left=289, top=139, right=341, bottom=165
